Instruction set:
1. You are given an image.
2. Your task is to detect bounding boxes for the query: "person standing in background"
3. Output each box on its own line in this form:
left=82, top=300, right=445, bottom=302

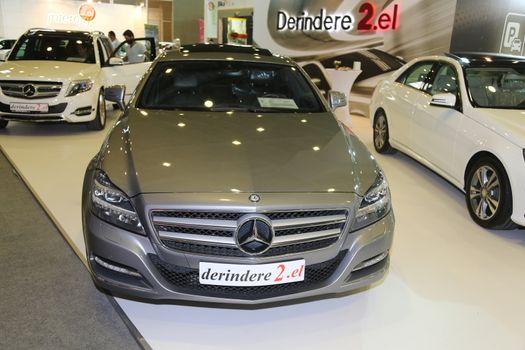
left=122, top=29, right=147, bottom=63
left=108, top=31, right=120, bottom=53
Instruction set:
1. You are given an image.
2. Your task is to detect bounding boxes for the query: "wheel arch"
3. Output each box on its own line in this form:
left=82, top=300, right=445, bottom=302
left=373, top=107, right=387, bottom=124
left=463, top=150, right=517, bottom=229
left=463, top=151, right=508, bottom=191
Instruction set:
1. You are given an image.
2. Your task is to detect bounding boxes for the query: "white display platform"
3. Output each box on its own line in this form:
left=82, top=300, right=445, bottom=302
left=1, top=114, right=525, bottom=350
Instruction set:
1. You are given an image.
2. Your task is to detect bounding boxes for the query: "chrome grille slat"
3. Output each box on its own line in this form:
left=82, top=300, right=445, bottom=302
left=272, top=215, right=347, bottom=228
left=0, top=80, right=62, bottom=99
left=157, top=227, right=340, bottom=247
left=152, top=216, right=237, bottom=229
left=157, top=231, right=236, bottom=246
left=272, top=228, right=341, bottom=246
left=151, top=209, right=350, bottom=256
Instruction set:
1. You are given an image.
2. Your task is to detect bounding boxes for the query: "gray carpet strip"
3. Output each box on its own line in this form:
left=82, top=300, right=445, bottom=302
left=0, top=150, right=145, bottom=350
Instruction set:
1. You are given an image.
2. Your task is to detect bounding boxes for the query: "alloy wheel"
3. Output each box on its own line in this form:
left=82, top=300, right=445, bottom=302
left=469, top=165, right=501, bottom=220
left=374, top=115, right=387, bottom=150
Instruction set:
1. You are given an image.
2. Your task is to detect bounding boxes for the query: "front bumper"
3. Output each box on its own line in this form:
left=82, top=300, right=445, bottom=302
left=0, top=91, right=97, bottom=123
left=83, top=209, right=394, bottom=305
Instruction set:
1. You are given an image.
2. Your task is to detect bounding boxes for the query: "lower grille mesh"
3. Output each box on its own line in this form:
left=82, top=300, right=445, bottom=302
left=149, top=251, right=347, bottom=300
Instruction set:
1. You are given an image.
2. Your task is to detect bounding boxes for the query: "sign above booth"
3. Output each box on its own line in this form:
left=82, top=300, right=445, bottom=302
left=276, top=2, right=399, bottom=33
left=78, top=4, right=96, bottom=22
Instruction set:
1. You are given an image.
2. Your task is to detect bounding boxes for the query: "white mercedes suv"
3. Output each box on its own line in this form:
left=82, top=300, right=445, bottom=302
left=0, top=28, right=154, bottom=130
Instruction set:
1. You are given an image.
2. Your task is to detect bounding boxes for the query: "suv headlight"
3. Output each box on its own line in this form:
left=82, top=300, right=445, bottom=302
left=66, top=79, right=93, bottom=97
left=351, top=170, right=391, bottom=231
left=90, top=170, right=145, bottom=235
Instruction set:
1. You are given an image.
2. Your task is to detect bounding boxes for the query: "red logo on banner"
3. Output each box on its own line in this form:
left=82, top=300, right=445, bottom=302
left=79, top=4, right=96, bottom=22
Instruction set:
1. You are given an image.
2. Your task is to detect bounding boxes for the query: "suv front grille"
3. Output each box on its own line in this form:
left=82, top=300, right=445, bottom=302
left=148, top=250, right=346, bottom=300
left=0, top=80, right=62, bottom=99
left=151, top=209, right=349, bottom=257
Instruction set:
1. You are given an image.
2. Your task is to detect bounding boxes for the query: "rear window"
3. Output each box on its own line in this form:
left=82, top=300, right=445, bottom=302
left=138, top=60, right=325, bottom=113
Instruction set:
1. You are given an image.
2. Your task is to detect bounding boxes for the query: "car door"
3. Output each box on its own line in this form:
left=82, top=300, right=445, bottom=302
left=102, top=38, right=156, bottom=101
left=387, top=61, right=435, bottom=148
left=411, top=62, right=464, bottom=180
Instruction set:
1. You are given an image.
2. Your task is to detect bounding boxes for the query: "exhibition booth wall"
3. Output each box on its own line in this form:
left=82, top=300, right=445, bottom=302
left=253, top=0, right=525, bottom=59
left=248, top=0, right=525, bottom=117
left=0, top=0, right=147, bottom=40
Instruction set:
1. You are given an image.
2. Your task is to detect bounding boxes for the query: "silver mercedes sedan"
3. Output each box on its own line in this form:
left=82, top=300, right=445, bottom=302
left=81, top=44, right=394, bottom=304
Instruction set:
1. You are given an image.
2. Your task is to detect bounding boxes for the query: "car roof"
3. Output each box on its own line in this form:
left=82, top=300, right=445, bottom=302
left=23, top=28, right=104, bottom=39
left=160, top=43, right=295, bottom=65
left=447, top=52, right=525, bottom=67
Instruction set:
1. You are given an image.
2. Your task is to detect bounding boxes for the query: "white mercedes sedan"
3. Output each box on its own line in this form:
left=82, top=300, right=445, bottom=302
left=370, top=53, right=525, bottom=229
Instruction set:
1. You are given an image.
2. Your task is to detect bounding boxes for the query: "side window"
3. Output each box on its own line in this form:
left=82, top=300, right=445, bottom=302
left=397, top=62, right=434, bottom=90
left=428, top=64, right=458, bottom=96
left=14, top=39, right=28, bottom=59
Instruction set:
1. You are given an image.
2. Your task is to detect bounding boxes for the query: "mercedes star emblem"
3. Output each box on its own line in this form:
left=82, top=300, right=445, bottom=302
left=249, top=194, right=260, bottom=203
left=235, top=215, right=274, bottom=255
left=23, top=84, right=36, bottom=97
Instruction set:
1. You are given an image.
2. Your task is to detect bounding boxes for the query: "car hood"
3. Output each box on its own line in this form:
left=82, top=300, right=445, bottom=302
left=0, top=60, right=99, bottom=81
left=468, top=108, right=525, bottom=148
left=99, top=109, right=380, bottom=197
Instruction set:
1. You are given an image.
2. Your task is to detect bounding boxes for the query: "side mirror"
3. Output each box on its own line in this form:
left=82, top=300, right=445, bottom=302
left=430, top=93, right=457, bottom=108
left=105, top=85, right=126, bottom=110
left=109, top=57, right=124, bottom=65
left=328, top=90, right=347, bottom=111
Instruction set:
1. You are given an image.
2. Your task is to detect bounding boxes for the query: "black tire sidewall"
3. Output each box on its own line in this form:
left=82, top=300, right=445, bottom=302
left=97, top=89, right=106, bottom=129
left=88, top=89, right=105, bottom=130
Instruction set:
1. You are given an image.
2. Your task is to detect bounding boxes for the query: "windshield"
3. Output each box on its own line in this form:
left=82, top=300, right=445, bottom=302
left=466, top=66, right=525, bottom=109
left=138, top=61, right=325, bottom=113
left=10, top=34, right=95, bottom=64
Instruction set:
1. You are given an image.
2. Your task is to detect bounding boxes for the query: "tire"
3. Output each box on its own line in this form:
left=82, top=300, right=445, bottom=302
left=465, top=157, right=516, bottom=229
left=0, top=119, right=8, bottom=129
left=87, top=90, right=106, bottom=131
left=373, top=111, right=396, bottom=154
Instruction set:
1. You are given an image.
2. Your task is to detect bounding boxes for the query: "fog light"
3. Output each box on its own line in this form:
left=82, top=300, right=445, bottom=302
left=74, top=106, right=93, bottom=116
left=352, top=251, right=388, bottom=272
left=94, top=256, right=141, bottom=277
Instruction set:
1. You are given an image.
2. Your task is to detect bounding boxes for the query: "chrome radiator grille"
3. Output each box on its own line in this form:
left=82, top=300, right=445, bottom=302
left=151, top=209, right=349, bottom=257
left=0, top=80, right=62, bottom=99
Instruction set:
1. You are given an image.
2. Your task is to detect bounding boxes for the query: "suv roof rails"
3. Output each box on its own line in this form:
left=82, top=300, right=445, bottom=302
left=26, top=28, right=56, bottom=33
left=25, top=28, right=104, bottom=36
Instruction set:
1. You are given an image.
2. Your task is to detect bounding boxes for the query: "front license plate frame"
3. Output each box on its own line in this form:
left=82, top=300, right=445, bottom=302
left=199, top=259, right=305, bottom=286
left=10, top=103, right=49, bottom=113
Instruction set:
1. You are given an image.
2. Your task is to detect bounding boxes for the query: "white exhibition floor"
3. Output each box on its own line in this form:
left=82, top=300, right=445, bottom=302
left=1, top=113, right=525, bottom=350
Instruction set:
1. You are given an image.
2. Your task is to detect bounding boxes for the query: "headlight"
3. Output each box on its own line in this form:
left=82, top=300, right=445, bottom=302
left=90, top=170, right=145, bottom=235
left=351, top=170, right=391, bottom=231
left=66, top=79, right=93, bottom=97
